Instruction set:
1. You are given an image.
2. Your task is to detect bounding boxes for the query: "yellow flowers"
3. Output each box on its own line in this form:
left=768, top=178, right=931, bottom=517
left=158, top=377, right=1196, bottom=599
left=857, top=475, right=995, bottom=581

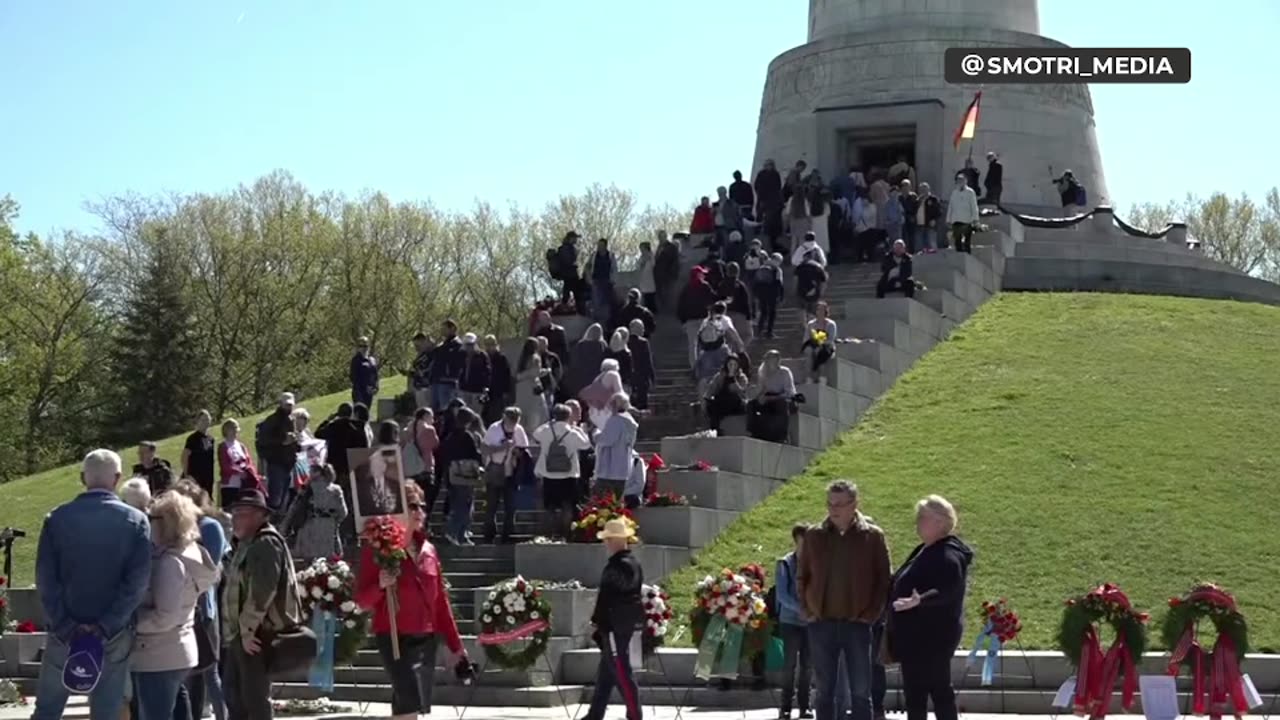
left=812, top=330, right=828, bottom=344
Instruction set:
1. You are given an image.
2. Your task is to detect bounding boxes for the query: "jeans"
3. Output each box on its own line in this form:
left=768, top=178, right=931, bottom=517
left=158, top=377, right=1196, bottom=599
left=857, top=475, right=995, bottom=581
left=32, top=631, right=134, bottom=720
left=756, top=291, right=779, bottom=335
left=901, top=653, right=958, bottom=720
left=483, top=479, right=516, bottom=542
left=872, top=622, right=886, bottom=714
left=431, top=383, right=458, bottom=413
left=352, top=386, right=374, bottom=409
left=592, top=282, right=614, bottom=324
left=911, top=224, right=936, bottom=252
left=809, top=620, right=873, bottom=720
left=885, top=222, right=903, bottom=245
left=186, top=616, right=227, bottom=720
left=265, top=462, right=292, bottom=513
left=225, top=641, right=273, bottom=720
left=133, top=668, right=188, bottom=720
left=583, top=630, right=642, bottom=720
left=780, top=623, right=812, bottom=714
left=446, top=485, right=475, bottom=540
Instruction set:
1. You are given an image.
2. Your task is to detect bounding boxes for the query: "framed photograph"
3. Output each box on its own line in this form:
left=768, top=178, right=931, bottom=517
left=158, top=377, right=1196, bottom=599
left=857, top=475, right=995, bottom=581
left=348, top=445, right=411, bottom=533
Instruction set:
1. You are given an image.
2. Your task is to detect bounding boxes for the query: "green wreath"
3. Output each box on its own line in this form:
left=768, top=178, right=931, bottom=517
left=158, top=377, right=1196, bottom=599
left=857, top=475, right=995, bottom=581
left=1161, top=583, right=1248, bottom=668
left=479, top=577, right=554, bottom=671
left=1056, top=583, right=1149, bottom=667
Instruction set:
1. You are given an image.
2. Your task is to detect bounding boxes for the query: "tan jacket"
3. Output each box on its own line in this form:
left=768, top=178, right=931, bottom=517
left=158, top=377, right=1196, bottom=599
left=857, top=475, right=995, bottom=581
left=797, top=514, right=891, bottom=622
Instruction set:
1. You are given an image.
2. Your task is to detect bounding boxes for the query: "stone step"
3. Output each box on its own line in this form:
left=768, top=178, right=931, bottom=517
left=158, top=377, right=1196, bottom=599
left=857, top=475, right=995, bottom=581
left=717, top=412, right=839, bottom=451
left=791, top=381, right=873, bottom=426
left=783, top=358, right=884, bottom=400
left=513, top=542, right=692, bottom=585
left=630, top=506, right=739, bottom=548
left=660, top=435, right=813, bottom=481
left=844, top=297, right=947, bottom=340
left=655, top=469, right=782, bottom=512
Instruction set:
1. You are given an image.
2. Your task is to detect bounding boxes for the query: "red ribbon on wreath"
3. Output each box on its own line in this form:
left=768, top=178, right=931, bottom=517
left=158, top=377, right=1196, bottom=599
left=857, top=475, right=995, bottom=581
left=1166, top=586, right=1249, bottom=719
left=478, top=619, right=550, bottom=646
left=1072, top=584, right=1142, bottom=719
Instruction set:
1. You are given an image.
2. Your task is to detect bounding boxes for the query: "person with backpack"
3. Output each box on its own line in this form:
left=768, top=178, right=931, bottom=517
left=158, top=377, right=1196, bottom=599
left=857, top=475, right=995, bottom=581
left=794, top=251, right=829, bottom=319
left=533, top=404, right=592, bottom=539
left=480, top=407, right=531, bottom=545
left=694, top=302, right=744, bottom=398
left=1053, top=169, right=1087, bottom=218
left=281, top=463, right=348, bottom=562
left=753, top=253, right=786, bottom=340
left=549, top=231, right=588, bottom=313
left=776, top=522, right=814, bottom=720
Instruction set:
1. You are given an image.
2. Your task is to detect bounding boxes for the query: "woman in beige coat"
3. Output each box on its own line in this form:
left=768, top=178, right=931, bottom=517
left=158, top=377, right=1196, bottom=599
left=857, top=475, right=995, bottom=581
left=131, top=492, right=221, bottom=720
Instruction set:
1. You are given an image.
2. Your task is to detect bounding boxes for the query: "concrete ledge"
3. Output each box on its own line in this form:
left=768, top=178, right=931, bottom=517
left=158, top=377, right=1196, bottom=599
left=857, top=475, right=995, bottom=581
left=659, top=436, right=813, bottom=480
left=1004, top=257, right=1280, bottom=306
left=783, top=357, right=883, bottom=399
left=835, top=339, right=909, bottom=379
left=717, top=414, right=838, bottom=451
left=471, top=587, right=596, bottom=639
left=793, top=381, right=873, bottom=426
left=631, top=506, right=739, bottom=548
left=0, top=632, right=47, bottom=673
left=916, top=287, right=976, bottom=323
left=844, top=297, right=945, bottom=340
left=513, top=543, right=691, bottom=585
left=840, top=315, right=912, bottom=349
left=656, top=469, right=781, bottom=512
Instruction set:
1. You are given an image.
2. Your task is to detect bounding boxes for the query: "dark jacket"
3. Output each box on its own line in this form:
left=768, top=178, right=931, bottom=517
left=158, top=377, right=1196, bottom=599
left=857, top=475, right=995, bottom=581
left=591, top=250, right=615, bottom=283
left=441, top=427, right=483, bottom=473
left=132, top=459, right=174, bottom=496
left=654, top=242, right=681, bottom=287
left=754, top=168, right=783, bottom=209
left=566, top=339, right=608, bottom=398
left=606, top=347, right=633, bottom=388
left=985, top=160, right=1003, bottom=189
left=411, top=349, right=432, bottom=390
left=899, top=192, right=921, bottom=227
left=880, top=253, right=913, bottom=281
left=962, top=167, right=981, bottom=193
left=677, top=280, right=718, bottom=324
left=350, top=353, right=379, bottom=395
left=458, top=351, right=491, bottom=394
left=316, top=415, right=369, bottom=475
left=591, top=548, right=644, bottom=634
left=537, top=324, right=571, bottom=366
left=616, top=301, right=656, bottom=338
left=427, top=336, right=465, bottom=385
left=887, top=536, right=974, bottom=662
left=627, top=335, right=655, bottom=389
left=488, top=350, right=514, bottom=399
left=260, top=407, right=299, bottom=466
left=556, top=243, right=580, bottom=279
left=921, top=195, right=943, bottom=225
left=795, top=261, right=828, bottom=302
left=729, top=179, right=754, bottom=209
left=720, top=279, right=753, bottom=320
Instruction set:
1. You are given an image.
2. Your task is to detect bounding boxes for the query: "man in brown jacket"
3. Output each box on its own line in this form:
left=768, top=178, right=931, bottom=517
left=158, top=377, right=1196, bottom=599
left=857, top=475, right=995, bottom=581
left=797, top=480, right=891, bottom=720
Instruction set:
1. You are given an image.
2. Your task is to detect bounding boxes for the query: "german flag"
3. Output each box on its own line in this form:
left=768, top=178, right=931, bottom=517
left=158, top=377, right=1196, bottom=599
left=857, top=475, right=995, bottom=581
left=953, top=91, right=982, bottom=149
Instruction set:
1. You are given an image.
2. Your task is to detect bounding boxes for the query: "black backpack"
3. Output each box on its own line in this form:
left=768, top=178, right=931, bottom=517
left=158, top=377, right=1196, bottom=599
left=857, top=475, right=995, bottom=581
left=546, top=248, right=563, bottom=280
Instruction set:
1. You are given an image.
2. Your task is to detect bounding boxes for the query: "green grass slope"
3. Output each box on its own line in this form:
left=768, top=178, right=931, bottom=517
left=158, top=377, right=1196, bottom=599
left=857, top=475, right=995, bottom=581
left=662, top=293, right=1280, bottom=651
left=0, top=384, right=402, bottom=585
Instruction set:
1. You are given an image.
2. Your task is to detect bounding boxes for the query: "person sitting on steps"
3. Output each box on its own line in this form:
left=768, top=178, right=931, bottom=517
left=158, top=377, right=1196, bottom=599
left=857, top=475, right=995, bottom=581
left=802, top=301, right=838, bottom=384
left=748, top=350, right=798, bottom=443
left=877, top=239, right=917, bottom=299
left=704, top=355, right=751, bottom=433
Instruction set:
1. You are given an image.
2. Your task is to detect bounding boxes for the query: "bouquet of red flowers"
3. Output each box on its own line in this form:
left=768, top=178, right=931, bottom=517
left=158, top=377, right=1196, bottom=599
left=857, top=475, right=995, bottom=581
left=643, top=491, right=689, bottom=508
left=361, top=517, right=410, bottom=571
left=360, top=517, right=411, bottom=658
left=569, top=494, right=639, bottom=543
left=641, top=584, right=673, bottom=656
left=981, top=598, right=1022, bottom=643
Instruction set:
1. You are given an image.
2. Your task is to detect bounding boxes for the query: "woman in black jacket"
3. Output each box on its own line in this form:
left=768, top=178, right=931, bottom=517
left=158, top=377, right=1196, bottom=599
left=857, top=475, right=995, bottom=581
left=886, top=495, right=974, bottom=720
left=440, top=407, right=485, bottom=545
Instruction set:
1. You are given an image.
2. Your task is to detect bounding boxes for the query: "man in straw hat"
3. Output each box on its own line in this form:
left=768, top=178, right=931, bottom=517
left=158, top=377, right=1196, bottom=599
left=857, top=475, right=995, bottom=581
left=582, top=518, right=645, bottom=720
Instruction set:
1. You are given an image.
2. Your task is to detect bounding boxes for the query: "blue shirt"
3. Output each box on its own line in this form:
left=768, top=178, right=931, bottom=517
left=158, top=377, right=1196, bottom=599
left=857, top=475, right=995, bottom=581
left=197, top=515, right=228, bottom=621
left=775, top=552, right=808, bottom=627
left=36, top=489, right=152, bottom=640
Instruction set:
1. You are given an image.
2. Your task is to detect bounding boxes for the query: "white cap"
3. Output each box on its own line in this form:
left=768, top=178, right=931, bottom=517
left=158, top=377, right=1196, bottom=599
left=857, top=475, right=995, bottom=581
left=462, top=332, right=478, bottom=345
left=279, top=391, right=295, bottom=404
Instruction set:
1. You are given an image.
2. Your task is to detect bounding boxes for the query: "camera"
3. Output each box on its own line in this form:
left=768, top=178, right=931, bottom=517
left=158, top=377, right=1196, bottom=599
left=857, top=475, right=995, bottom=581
left=454, top=657, right=479, bottom=685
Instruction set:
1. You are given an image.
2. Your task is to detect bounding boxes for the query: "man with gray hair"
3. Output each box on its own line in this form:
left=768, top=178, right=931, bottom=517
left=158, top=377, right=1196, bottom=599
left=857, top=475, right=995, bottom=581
left=797, top=480, right=891, bottom=720
left=31, top=449, right=151, bottom=720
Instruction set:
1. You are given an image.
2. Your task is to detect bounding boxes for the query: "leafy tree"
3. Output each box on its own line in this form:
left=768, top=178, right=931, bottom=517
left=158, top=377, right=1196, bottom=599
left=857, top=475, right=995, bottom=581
left=106, top=227, right=207, bottom=444
left=1127, top=188, right=1280, bottom=281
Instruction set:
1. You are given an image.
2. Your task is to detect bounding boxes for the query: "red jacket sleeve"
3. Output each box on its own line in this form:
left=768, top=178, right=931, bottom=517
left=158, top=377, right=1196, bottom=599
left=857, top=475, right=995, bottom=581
left=353, top=545, right=384, bottom=611
left=433, top=571, right=465, bottom=656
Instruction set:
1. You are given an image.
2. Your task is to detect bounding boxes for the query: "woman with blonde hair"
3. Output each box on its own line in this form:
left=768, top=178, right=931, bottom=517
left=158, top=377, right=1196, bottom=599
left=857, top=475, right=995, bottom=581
left=119, top=477, right=153, bottom=512
left=885, top=495, right=974, bottom=720
left=170, top=479, right=229, bottom=720
left=131, top=492, right=221, bottom=720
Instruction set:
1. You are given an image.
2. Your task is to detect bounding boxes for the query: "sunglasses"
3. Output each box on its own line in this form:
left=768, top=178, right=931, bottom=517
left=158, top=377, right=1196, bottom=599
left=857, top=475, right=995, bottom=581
left=408, top=502, right=424, bottom=511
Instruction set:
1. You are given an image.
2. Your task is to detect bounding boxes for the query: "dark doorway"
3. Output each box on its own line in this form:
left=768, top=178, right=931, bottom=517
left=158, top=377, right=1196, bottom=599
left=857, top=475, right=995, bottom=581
left=839, top=126, right=916, bottom=178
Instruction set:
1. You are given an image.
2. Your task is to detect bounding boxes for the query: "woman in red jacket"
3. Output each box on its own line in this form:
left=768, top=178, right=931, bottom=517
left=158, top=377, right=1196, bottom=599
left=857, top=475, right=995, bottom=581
left=355, top=480, right=469, bottom=719
left=217, top=418, right=263, bottom=508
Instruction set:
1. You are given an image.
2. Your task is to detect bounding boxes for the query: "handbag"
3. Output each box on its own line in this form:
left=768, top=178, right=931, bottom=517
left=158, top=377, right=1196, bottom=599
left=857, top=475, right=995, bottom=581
left=264, top=625, right=319, bottom=679
left=448, top=459, right=482, bottom=487
left=484, top=461, right=507, bottom=488
left=402, top=439, right=427, bottom=478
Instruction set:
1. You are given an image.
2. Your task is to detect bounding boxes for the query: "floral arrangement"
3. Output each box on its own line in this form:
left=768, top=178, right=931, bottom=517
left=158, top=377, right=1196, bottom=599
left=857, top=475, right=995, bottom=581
left=643, top=491, right=689, bottom=508
left=0, top=679, right=24, bottom=707
left=569, top=494, right=639, bottom=544
left=273, top=699, right=349, bottom=716
left=690, top=566, right=772, bottom=659
left=13, top=621, right=37, bottom=633
left=1162, top=583, right=1252, bottom=718
left=980, top=598, right=1023, bottom=643
left=360, top=517, right=410, bottom=570
left=641, top=584, right=673, bottom=656
left=1057, top=583, right=1149, bottom=719
left=295, top=556, right=369, bottom=664
left=477, top=576, right=553, bottom=671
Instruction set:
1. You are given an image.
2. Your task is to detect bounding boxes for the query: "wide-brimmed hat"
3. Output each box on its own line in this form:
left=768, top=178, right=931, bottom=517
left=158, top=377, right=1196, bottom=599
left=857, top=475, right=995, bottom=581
left=597, top=518, right=635, bottom=541
left=229, top=489, right=270, bottom=512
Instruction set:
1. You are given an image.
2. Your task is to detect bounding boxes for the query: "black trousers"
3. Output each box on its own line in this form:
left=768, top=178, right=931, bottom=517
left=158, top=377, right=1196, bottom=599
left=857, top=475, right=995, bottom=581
left=561, top=275, right=589, bottom=313
left=483, top=479, right=516, bottom=542
left=376, top=633, right=439, bottom=716
left=983, top=185, right=1002, bottom=206
left=630, top=382, right=650, bottom=411
left=642, top=292, right=658, bottom=314
left=855, top=229, right=885, bottom=262
left=876, top=276, right=915, bottom=298
left=950, top=222, right=974, bottom=253
left=756, top=292, right=779, bottom=335
left=781, top=623, right=812, bottom=713
left=225, top=643, right=272, bottom=720
left=901, top=653, right=958, bottom=720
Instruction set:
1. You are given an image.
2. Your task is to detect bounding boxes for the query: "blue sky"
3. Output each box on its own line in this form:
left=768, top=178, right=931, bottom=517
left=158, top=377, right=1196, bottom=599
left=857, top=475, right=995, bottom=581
left=3, top=0, right=1276, bottom=236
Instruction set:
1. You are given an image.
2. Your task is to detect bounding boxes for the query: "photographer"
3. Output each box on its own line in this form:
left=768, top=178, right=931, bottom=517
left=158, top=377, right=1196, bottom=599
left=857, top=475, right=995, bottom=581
left=354, top=481, right=470, bottom=719
left=748, top=350, right=799, bottom=443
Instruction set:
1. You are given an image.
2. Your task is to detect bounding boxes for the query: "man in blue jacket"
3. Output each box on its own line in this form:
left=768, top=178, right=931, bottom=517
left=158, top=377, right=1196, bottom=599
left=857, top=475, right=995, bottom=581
left=32, top=449, right=152, bottom=720
left=349, top=336, right=379, bottom=408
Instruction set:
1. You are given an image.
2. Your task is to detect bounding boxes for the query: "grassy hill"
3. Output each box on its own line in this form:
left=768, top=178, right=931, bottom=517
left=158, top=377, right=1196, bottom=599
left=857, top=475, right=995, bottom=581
left=661, top=293, right=1280, bottom=651
left=0, top=384, right=402, bottom=585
